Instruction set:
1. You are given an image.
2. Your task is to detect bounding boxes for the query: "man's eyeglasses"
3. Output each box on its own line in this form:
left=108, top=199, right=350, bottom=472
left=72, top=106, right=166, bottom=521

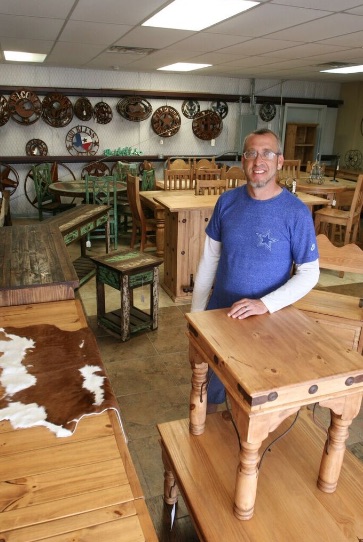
left=243, top=150, right=281, bottom=160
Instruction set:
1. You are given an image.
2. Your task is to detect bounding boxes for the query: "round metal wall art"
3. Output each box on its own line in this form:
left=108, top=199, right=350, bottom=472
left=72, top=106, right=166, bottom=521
left=117, top=96, right=152, bottom=122
left=192, top=110, right=223, bottom=141
left=8, top=88, right=42, bottom=125
left=344, top=149, right=362, bottom=169
left=0, top=163, right=20, bottom=195
left=151, top=106, right=181, bottom=138
left=210, top=100, right=228, bottom=119
left=26, top=139, right=48, bottom=157
left=0, top=95, right=10, bottom=126
left=42, top=93, right=73, bottom=127
left=181, top=99, right=200, bottom=119
left=259, top=103, right=276, bottom=122
left=74, top=97, right=93, bottom=121
left=65, top=125, right=99, bottom=156
left=93, top=101, right=113, bottom=124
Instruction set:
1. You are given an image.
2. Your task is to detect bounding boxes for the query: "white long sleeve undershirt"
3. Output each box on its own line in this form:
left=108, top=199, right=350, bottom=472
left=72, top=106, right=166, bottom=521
left=190, top=235, right=320, bottom=313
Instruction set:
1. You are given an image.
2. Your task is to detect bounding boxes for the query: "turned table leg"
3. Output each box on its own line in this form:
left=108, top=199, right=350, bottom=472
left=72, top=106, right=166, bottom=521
left=189, top=342, right=208, bottom=436
left=233, top=440, right=261, bottom=520
left=161, top=445, right=179, bottom=505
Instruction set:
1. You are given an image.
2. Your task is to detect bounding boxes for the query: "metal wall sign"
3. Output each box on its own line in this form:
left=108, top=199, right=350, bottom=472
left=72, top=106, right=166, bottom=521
left=151, top=106, right=181, bottom=137
left=117, top=96, right=152, bottom=122
left=8, top=88, right=42, bottom=125
left=42, top=93, right=73, bottom=127
left=65, top=125, right=99, bottom=156
left=192, top=110, right=223, bottom=140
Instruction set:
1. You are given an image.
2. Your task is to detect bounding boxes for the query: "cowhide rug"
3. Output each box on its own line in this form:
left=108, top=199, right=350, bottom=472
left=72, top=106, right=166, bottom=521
left=0, top=324, right=124, bottom=438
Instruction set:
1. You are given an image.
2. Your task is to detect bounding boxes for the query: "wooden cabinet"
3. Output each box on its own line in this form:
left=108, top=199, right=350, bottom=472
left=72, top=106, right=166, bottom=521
left=284, top=123, right=318, bottom=166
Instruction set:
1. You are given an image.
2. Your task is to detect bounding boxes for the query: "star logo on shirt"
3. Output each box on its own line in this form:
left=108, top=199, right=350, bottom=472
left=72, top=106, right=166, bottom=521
left=256, top=231, right=278, bottom=251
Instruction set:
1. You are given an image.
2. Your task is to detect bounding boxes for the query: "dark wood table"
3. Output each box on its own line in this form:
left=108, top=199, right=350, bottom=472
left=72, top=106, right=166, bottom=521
left=0, top=223, right=79, bottom=306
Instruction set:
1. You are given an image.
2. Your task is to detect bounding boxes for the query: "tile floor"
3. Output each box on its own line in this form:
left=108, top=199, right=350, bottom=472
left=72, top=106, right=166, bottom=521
left=70, top=232, right=363, bottom=541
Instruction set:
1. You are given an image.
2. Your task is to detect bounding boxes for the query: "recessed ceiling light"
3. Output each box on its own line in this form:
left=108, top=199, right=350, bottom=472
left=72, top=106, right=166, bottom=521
left=158, top=62, right=211, bottom=72
left=143, top=0, right=259, bottom=31
left=320, top=64, right=363, bottom=74
left=4, top=51, right=47, bottom=63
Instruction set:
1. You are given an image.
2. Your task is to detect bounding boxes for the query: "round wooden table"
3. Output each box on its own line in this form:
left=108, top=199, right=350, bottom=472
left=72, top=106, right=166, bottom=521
left=295, top=176, right=356, bottom=205
left=49, top=180, right=127, bottom=197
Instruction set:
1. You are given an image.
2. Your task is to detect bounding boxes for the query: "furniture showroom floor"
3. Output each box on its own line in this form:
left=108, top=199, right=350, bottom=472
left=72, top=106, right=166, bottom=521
left=14, top=219, right=363, bottom=541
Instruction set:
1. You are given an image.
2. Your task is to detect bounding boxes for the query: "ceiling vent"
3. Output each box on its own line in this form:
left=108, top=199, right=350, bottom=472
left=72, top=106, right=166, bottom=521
left=316, top=61, right=355, bottom=68
left=107, top=46, right=157, bottom=55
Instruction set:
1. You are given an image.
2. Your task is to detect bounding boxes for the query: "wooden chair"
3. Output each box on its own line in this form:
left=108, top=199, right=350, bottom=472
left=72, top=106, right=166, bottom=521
left=167, top=158, right=191, bottom=170
left=141, top=168, right=156, bottom=191
left=193, top=157, right=217, bottom=169
left=223, top=165, right=246, bottom=189
left=85, top=174, right=118, bottom=250
left=314, top=174, right=363, bottom=246
left=164, top=167, right=194, bottom=190
left=195, top=177, right=229, bottom=195
left=294, top=234, right=363, bottom=354
left=114, top=161, right=136, bottom=233
left=32, top=163, right=76, bottom=221
left=279, top=159, right=301, bottom=181
left=127, top=174, right=157, bottom=251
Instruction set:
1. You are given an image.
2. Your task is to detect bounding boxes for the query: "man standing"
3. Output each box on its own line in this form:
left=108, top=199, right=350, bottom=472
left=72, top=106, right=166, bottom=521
left=191, top=129, right=319, bottom=411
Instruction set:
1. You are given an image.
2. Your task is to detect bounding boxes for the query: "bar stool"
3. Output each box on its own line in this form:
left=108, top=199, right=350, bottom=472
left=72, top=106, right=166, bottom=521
left=91, top=249, right=163, bottom=341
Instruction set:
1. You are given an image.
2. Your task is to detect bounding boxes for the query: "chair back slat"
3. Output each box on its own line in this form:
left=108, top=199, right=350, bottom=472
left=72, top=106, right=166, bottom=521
left=85, top=174, right=118, bottom=249
left=164, top=168, right=194, bottom=190
left=223, top=166, right=246, bottom=188
left=195, top=178, right=228, bottom=196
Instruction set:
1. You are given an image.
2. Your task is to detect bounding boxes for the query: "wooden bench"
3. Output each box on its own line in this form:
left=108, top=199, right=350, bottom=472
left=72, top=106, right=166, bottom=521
left=158, top=409, right=363, bottom=541
left=294, top=234, right=363, bottom=354
left=45, top=204, right=111, bottom=285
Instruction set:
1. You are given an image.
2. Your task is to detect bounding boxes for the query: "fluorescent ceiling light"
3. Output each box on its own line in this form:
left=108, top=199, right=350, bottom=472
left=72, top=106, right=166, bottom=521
left=4, top=51, right=46, bottom=62
left=321, top=65, right=363, bottom=74
left=158, top=62, right=211, bottom=72
left=143, top=0, right=259, bottom=31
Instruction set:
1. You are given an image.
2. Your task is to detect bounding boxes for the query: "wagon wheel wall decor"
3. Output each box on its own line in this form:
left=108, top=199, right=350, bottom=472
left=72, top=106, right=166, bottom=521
left=93, top=101, right=113, bottom=124
left=117, top=97, right=152, bottom=122
left=0, top=95, right=10, bottom=126
left=81, top=161, right=110, bottom=178
left=344, top=149, right=362, bottom=170
left=192, top=110, right=223, bottom=140
left=24, top=162, right=76, bottom=209
left=26, top=139, right=48, bottom=157
left=0, top=163, right=19, bottom=195
left=42, top=93, right=73, bottom=127
left=151, top=106, right=181, bottom=138
left=74, top=97, right=93, bottom=121
left=8, top=88, right=42, bottom=125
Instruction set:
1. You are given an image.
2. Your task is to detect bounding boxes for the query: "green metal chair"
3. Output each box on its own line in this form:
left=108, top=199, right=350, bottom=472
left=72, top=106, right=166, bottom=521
left=32, top=163, right=75, bottom=221
left=85, top=174, right=118, bottom=250
left=141, top=168, right=156, bottom=191
left=114, top=161, right=137, bottom=233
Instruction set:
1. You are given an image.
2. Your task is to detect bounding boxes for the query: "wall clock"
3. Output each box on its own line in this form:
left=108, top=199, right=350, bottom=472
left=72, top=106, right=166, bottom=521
left=181, top=100, right=200, bottom=119
left=8, top=88, right=42, bottom=125
left=26, top=139, right=48, bottom=156
left=65, top=125, right=99, bottom=156
left=151, top=106, right=181, bottom=137
left=192, top=110, right=223, bottom=141
left=117, top=97, right=152, bottom=122
left=42, top=93, right=73, bottom=127
left=259, top=103, right=276, bottom=122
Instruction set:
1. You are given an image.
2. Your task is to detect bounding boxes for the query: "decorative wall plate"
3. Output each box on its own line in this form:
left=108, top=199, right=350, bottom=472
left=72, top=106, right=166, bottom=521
left=74, top=97, right=93, bottom=121
left=26, top=139, right=48, bottom=156
left=0, top=95, right=10, bottom=126
left=259, top=103, right=276, bottom=122
left=151, top=106, right=181, bottom=138
left=181, top=99, right=200, bottom=119
left=8, top=88, right=42, bottom=125
left=42, top=93, right=73, bottom=127
left=93, top=101, right=113, bottom=124
left=65, top=125, right=99, bottom=156
left=210, top=100, right=228, bottom=119
left=117, top=97, right=152, bottom=122
left=192, top=110, right=223, bottom=141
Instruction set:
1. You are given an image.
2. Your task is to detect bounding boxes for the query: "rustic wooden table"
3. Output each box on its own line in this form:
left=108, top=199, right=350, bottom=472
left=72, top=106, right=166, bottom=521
left=185, top=306, right=363, bottom=520
left=0, top=223, right=79, bottom=306
left=0, top=299, right=158, bottom=541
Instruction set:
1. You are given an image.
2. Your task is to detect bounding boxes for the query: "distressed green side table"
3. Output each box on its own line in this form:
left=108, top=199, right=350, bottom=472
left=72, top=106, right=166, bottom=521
left=91, top=250, right=163, bottom=341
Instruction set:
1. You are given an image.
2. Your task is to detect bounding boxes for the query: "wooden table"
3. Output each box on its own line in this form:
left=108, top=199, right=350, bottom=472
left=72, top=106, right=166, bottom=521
left=0, top=223, right=79, bottom=306
left=49, top=180, right=127, bottom=198
left=296, top=176, right=356, bottom=204
left=141, top=190, right=329, bottom=301
left=91, top=249, right=163, bottom=341
left=0, top=299, right=158, bottom=541
left=185, top=306, right=363, bottom=520
left=45, top=204, right=111, bottom=285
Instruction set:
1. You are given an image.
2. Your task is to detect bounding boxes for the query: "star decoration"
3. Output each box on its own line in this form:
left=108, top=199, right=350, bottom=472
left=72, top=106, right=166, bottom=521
left=256, top=231, right=278, bottom=251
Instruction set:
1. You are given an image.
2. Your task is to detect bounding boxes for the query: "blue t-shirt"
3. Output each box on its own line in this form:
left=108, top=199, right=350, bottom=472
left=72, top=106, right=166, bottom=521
left=206, top=185, right=319, bottom=310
